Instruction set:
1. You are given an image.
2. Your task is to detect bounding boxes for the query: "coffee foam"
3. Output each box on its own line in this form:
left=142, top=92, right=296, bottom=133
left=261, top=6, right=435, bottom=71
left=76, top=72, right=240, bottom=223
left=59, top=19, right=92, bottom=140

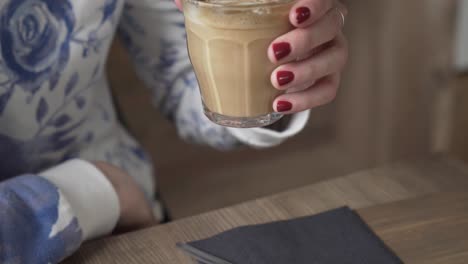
left=184, top=1, right=290, bottom=29
left=198, top=0, right=285, bottom=5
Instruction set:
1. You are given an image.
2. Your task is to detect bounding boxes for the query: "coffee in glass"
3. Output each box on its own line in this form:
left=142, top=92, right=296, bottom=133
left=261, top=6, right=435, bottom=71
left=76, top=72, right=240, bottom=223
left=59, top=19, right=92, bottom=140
left=183, top=0, right=294, bottom=128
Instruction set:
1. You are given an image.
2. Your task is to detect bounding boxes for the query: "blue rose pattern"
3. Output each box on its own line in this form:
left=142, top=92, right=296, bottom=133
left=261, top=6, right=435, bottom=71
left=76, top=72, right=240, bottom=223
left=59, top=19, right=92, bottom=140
left=0, top=0, right=119, bottom=113
left=0, top=175, right=82, bottom=263
left=0, top=0, right=129, bottom=180
left=0, top=0, right=75, bottom=101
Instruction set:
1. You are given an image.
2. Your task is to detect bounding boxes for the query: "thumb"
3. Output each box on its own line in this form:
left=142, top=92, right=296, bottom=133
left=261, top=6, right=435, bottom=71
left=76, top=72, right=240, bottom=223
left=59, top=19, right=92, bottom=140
left=174, top=0, right=182, bottom=11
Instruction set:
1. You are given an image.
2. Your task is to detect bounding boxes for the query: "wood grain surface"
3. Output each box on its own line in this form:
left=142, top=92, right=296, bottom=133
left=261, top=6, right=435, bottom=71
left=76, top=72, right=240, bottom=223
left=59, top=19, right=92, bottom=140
left=360, top=192, right=468, bottom=264
left=65, top=157, right=468, bottom=263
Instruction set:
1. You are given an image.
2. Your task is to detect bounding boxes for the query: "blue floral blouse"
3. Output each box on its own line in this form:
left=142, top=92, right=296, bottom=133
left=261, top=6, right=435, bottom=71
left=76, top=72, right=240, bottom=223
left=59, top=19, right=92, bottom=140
left=0, top=0, right=241, bottom=262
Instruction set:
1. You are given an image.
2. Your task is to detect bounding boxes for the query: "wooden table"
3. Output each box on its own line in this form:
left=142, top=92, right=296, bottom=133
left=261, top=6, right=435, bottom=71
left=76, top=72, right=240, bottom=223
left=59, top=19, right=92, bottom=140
left=66, top=158, right=468, bottom=263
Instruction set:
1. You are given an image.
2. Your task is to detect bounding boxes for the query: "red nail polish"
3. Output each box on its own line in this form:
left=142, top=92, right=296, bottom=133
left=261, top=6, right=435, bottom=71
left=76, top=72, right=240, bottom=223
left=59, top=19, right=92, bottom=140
left=296, top=7, right=311, bottom=24
left=273, top=42, right=291, bottom=61
left=277, top=71, right=294, bottom=86
left=276, top=101, right=293, bottom=112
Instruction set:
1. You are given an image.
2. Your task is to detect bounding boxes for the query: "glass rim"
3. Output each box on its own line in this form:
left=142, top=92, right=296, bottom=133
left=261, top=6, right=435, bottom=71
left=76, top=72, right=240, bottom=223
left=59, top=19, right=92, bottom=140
left=183, top=0, right=294, bottom=8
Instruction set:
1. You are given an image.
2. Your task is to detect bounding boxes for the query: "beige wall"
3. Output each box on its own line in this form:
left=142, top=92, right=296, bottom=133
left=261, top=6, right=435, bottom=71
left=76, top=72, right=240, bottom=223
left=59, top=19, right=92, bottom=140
left=337, top=0, right=456, bottom=165
left=450, top=75, right=468, bottom=163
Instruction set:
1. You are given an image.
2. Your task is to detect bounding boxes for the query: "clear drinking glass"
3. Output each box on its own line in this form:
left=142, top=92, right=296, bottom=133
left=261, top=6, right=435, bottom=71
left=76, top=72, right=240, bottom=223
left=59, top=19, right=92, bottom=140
left=183, top=0, right=294, bottom=128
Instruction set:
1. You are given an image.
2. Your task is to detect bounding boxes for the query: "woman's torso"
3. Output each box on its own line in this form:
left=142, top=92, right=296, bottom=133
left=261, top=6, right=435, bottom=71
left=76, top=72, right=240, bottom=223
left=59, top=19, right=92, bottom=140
left=0, top=0, right=154, bottom=195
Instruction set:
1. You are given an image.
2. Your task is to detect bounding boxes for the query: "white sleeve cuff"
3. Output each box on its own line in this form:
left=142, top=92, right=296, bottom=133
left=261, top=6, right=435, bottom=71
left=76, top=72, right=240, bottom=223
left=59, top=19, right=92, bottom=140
left=227, top=110, right=310, bottom=148
left=39, top=159, right=120, bottom=241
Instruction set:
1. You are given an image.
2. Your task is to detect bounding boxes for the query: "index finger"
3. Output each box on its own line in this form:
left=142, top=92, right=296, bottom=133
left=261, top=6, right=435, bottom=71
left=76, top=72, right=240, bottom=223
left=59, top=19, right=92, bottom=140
left=290, top=0, right=335, bottom=28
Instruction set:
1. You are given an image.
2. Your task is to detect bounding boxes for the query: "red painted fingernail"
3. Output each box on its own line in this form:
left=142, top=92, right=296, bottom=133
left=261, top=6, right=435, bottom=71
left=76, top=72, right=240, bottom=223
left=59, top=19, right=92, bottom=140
left=273, top=42, right=291, bottom=61
left=296, top=7, right=311, bottom=24
left=277, top=71, right=294, bottom=86
left=276, top=101, right=293, bottom=112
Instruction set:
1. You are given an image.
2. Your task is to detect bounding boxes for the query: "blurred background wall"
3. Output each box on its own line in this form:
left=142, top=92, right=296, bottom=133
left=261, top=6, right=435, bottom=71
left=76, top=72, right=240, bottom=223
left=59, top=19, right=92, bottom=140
left=107, top=0, right=466, bottom=219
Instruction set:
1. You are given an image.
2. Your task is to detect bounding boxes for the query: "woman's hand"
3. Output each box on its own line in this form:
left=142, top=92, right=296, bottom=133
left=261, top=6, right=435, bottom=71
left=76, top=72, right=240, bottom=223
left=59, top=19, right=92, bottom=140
left=270, top=0, right=348, bottom=113
left=174, top=0, right=347, bottom=113
left=92, top=161, right=157, bottom=233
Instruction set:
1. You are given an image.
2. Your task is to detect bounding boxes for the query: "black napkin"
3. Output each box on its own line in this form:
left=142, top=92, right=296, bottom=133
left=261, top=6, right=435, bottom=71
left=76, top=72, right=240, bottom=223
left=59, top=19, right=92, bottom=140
left=178, top=207, right=403, bottom=264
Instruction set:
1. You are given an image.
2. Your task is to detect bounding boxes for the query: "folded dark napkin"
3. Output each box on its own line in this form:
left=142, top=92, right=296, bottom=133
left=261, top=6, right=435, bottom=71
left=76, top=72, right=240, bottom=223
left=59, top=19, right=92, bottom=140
left=178, top=207, right=403, bottom=264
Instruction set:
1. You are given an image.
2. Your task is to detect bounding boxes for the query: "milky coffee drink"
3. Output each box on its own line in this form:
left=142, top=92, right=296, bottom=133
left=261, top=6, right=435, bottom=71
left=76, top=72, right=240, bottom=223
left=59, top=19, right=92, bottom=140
left=183, top=0, right=293, bottom=128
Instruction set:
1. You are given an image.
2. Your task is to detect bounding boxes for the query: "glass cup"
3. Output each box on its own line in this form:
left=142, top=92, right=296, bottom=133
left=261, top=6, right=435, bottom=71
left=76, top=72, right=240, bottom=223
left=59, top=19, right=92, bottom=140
left=182, top=0, right=294, bottom=128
